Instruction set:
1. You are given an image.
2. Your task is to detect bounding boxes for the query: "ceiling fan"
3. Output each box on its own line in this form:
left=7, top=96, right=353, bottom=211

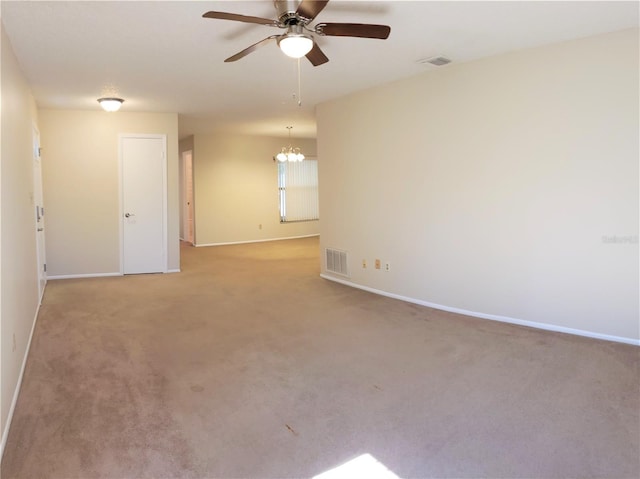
left=202, top=0, right=391, bottom=66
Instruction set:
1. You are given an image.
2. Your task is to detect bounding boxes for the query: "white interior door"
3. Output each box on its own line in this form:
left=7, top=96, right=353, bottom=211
left=33, top=127, right=47, bottom=301
left=121, top=135, right=167, bottom=274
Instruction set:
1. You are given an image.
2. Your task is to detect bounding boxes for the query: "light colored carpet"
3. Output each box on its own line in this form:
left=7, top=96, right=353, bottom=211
left=2, top=237, right=638, bottom=478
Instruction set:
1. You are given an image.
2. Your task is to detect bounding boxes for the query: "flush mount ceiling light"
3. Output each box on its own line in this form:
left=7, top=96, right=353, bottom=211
left=275, top=126, right=305, bottom=162
left=97, top=97, right=124, bottom=112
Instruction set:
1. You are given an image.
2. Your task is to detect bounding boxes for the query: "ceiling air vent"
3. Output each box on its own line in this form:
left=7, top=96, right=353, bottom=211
left=418, top=56, right=452, bottom=67
left=326, top=248, right=349, bottom=277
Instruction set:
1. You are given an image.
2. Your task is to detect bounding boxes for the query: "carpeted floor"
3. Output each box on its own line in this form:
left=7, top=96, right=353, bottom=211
left=1, top=237, right=638, bottom=479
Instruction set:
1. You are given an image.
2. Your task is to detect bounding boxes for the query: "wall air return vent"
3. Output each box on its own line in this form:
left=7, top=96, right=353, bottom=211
left=326, top=248, right=349, bottom=277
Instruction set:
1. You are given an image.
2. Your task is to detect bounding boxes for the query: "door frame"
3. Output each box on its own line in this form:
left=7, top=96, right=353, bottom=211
left=181, top=149, right=195, bottom=245
left=118, top=133, right=168, bottom=274
left=32, top=124, right=47, bottom=302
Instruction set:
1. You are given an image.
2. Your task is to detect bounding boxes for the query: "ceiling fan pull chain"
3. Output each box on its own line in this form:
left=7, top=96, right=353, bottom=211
left=297, top=58, right=302, bottom=107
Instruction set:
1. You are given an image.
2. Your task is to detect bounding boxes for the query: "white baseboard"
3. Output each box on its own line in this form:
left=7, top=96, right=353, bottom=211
left=48, top=272, right=122, bottom=280
left=1, top=299, right=41, bottom=458
left=49, top=270, right=182, bottom=279
left=320, top=274, right=640, bottom=346
left=196, top=234, right=319, bottom=248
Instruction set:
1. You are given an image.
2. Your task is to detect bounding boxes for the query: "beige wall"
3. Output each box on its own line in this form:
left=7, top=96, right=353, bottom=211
left=317, top=28, right=639, bottom=342
left=192, top=132, right=318, bottom=245
left=1, top=23, right=40, bottom=452
left=38, top=110, right=180, bottom=276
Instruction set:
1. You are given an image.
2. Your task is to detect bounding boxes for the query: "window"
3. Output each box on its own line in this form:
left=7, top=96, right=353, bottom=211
left=278, top=159, right=319, bottom=222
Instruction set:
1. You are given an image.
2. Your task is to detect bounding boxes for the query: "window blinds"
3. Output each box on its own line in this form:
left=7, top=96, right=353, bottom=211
left=278, top=159, right=319, bottom=222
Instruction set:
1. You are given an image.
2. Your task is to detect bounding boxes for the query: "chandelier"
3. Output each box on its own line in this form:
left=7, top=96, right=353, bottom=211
left=275, top=126, right=305, bottom=162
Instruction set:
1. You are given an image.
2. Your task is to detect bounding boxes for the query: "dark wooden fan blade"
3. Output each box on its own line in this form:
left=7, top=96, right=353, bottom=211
left=296, top=0, right=329, bottom=22
left=306, top=43, right=329, bottom=66
left=225, top=35, right=280, bottom=62
left=316, top=23, right=390, bottom=39
left=203, top=11, right=277, bottom=26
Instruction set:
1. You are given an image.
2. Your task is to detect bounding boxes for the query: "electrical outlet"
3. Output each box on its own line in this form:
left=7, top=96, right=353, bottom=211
left=362, top=259, right=367, bottom=268
left=385, top=262, right=391, bottom=271
left=375, top=259, right=381, bottom=269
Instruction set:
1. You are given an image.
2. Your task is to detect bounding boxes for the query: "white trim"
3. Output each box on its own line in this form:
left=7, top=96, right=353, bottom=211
left=196, top=234, right=319, bottom=247
left=48, top=272, right=122, bottom=280
left=320, top=274, right=640, bottom=346
left=118, top=134, right=168, bottom=274
left=1, top=301, right=41, bottom=458
left=161, top=138, right=168, bottom=272
left=118, top=136, right=123, bottom=274
left=167, top=269, right=181, bottom=273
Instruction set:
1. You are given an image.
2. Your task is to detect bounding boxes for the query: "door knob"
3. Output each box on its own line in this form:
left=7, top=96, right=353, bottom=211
left=125, top=213, right=135, bottom=218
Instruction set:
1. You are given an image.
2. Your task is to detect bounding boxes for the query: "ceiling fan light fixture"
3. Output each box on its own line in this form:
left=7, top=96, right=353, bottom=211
left=278, top=34, right=313, bottom=58
left=97, top=97, right=124, bottom=112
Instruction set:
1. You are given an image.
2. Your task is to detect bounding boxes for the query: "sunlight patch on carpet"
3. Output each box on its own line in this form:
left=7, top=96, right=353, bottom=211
left=312, top=453, right=400, bottom=479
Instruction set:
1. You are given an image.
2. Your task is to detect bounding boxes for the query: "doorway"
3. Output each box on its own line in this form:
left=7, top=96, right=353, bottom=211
left=120, top=134, right=167, bottom=274
left=182, top=150, right=195, bottom=245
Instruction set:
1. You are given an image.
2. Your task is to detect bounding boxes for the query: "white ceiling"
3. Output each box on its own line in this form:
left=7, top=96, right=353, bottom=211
left=2, top=1, right=638, bottom=139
